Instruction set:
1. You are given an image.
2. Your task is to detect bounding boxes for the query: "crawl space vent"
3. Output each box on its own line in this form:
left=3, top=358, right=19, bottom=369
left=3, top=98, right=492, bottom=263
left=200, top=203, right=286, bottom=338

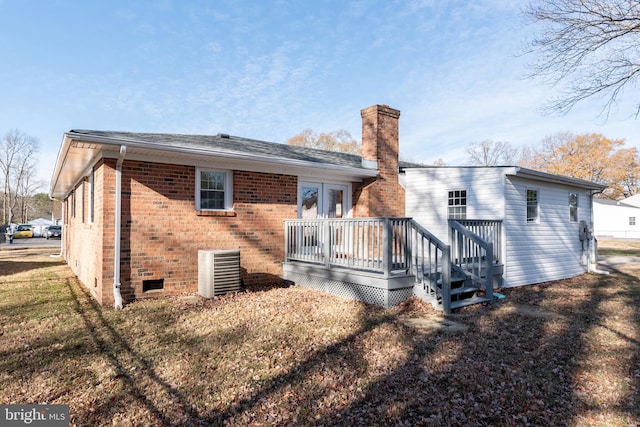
left=198, top=249, right=241, bottom=298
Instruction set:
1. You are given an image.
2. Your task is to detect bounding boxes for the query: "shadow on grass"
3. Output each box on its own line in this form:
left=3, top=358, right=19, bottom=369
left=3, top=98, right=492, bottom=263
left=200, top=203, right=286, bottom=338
left=0, top=258, right=65, bottom=278
left=197, top=270, right=640, bottom=425
left=9, top=255, right=635, bottom=426
left=65, top=279, right=203, bottom=425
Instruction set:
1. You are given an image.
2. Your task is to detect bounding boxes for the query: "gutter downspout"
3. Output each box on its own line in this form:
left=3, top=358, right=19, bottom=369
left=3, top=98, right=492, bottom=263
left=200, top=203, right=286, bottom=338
left=588, top=189, right=609, bottom=275
left=113, top=145, right=126, bottom=309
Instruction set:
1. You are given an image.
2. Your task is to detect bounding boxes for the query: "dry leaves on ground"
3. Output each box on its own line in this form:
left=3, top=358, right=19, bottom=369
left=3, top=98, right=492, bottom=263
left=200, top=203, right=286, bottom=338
left=0, top=243, right=639, bottom=426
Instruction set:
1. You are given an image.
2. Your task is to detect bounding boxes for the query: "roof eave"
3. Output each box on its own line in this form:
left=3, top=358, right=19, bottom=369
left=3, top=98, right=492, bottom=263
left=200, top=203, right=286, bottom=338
left=49, top=132, right=378, bottom=199
left=509, top=167, right=608, bottom=191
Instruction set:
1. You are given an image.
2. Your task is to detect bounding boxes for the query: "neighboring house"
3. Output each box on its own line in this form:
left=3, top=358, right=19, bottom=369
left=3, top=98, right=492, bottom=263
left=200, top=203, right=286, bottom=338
left=401, top=166, right=606, bottom=288
left=50, top=105, right=406, bottom=307
left=593, top=196, right=640, bottom=239
left=28, top=217, right=54, bottom=237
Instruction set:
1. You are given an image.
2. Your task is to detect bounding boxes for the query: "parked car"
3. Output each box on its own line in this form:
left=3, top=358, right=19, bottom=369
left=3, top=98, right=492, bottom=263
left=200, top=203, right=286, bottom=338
left=14, top=224, right=33, bottom=238
left=44, top=225, right=62, bottom=239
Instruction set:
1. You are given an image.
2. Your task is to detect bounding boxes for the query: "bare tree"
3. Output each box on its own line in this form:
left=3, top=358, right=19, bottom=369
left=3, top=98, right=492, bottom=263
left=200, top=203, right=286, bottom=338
left=466, top=140, right=520, bottom=166
left=524, top=0, right=640, bottom=117
left=0, top=129, right=39, bottom=224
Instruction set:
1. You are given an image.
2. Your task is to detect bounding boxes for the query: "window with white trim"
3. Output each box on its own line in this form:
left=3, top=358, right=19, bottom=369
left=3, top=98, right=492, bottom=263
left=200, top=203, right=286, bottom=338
left=88, top=168, right=95, bottom=223
left=81, top=180, right=85, bottom=223
left=526, top=189, right=538, bottom=223
left=630, top=217, right=636, bottom=226
left=568, top=192, right=578, bottom=223
left=447, top=189, right=467, bottom=219
left=196, top=169, right=232, bottom=210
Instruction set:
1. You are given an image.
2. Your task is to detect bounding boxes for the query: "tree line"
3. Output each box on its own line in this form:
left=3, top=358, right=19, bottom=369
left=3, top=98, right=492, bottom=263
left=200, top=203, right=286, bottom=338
left=288, top=129, right=638, bottom=201
left=466, top=135, right=639, bottom=199
left=0, top=129, right=51, bottom=225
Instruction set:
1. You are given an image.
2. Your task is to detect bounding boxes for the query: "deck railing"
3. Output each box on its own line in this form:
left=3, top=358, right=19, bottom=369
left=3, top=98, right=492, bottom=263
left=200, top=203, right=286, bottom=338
left=407, top=220, right=452, bottom=313
left=284, top=218, right=501, bottom=315
left=284, top=217, right=412, bottom=276
left=455, top=219, right=502, bottom=263
left=284, top=217, right=453, bottom=310
left=449, top=220, right=498, bottom=297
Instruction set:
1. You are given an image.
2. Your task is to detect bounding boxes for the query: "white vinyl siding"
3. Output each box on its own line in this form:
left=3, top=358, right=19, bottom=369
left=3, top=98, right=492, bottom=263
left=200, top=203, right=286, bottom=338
left=404, top=166, right=594, bottom=289
left=504, top=177, right=590, bottom=287
left=404, top=168, right=505, bottom=243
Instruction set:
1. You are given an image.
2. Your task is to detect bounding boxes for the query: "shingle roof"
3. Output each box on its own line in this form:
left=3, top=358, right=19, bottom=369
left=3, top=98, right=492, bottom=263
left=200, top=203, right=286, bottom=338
left=69, top=130, right=367, bottom=169
left=68, top=129, right=422, bottom=170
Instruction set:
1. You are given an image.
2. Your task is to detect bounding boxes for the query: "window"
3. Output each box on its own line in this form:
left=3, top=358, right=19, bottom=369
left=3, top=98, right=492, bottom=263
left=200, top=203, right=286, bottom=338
left=569, top=192, right=578, bottom=222
left=630, top=217, right=636, bottom=226
left=526, top=189, right=538, bottom=223
left=81, top=180, right=85, bottom=223
left=447, top=190, right=467, bottom=219
left=88, top=168, right=95, bottom=223
left=71, top=189, right=76, bottom=218
left=196, top=169, right=232, bottom=210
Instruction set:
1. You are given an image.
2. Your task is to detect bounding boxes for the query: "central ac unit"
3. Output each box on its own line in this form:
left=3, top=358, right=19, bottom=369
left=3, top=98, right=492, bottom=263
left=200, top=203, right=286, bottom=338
left=198, top=249, right=241, bottom=298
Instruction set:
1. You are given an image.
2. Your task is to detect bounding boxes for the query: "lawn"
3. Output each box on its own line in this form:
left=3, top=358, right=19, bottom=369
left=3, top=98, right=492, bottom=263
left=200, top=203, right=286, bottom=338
left=0, top=241, right=639, bottom=426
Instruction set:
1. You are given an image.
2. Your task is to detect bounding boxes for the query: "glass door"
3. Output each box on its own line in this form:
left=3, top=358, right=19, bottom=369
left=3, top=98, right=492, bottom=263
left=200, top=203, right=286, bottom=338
left=299, top=182, right=348, bottom=218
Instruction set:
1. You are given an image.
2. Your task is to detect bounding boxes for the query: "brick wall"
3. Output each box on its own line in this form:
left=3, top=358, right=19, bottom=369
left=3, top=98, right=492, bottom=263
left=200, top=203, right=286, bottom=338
left=66, top=159, right=298, bottom=304
left=63, top=104, right=404, bottom=306
left=63, top=161, right=106, bottom=304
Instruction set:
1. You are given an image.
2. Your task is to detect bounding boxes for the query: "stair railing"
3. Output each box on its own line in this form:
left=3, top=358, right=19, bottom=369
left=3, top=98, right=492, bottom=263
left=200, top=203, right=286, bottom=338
left=448, top=220, right=494, bottom=299
left=407, top=220, right=452, bottom=314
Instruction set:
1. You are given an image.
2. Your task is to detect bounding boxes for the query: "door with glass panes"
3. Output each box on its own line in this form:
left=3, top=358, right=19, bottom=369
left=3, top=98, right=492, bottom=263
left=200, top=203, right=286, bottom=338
left=298, top=182, right=348, bottom=218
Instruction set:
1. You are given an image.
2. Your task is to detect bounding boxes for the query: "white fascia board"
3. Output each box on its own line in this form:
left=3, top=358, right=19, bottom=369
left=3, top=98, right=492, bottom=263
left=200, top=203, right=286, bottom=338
left=49, top=134, right=74, bottom=199
left=509, top=167, right=607, bottom=191
left=119, top=149, right=375, bottom=181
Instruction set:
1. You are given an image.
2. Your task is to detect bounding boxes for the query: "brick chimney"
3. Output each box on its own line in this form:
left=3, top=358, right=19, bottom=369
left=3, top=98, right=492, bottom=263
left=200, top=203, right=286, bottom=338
left=353, top=105, right=405, bottom=217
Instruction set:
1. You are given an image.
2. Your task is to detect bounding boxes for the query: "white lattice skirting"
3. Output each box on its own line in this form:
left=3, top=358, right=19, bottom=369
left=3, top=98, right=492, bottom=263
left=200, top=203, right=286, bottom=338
left=283, top=263, right=415, bottom=308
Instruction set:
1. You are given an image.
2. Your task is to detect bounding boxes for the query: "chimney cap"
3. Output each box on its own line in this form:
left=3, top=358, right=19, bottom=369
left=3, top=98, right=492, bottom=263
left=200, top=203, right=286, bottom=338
left=361, top=104, right=400, bottom=118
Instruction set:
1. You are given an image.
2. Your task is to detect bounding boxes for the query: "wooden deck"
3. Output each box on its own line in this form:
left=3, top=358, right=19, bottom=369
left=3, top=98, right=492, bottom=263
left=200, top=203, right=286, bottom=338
left=284, top=217, right=503, bottom=314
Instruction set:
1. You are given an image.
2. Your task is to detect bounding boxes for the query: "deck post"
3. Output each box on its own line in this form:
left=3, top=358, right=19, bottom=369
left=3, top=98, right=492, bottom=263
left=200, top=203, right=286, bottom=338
left=383, top=218, right=392, bottom=278
left=405, top=220, right=413, bottom=275
left=442, top=247, right=452, bottom=315
left=485, top=242, right=494, bottom=298
left=323, top=220, right=331, bottom=268
left=284, top=221, right=290, bottom=262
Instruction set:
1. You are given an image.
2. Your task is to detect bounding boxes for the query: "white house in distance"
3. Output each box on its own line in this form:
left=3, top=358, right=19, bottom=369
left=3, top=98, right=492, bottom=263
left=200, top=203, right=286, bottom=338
left=401, top=166, right=607, bottom=288
left=593, top=195, right=640, bottom=239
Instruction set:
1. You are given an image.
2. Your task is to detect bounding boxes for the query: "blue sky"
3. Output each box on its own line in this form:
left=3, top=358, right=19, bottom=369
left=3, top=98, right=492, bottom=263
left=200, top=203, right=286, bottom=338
left=1, top=0, right=637, bottom=187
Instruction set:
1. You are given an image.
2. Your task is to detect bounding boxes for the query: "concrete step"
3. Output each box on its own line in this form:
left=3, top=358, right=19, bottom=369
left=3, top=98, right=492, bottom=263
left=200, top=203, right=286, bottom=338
left=450, top=296, right=492, bottom=310
left=450, top=286, right=479, bottom=296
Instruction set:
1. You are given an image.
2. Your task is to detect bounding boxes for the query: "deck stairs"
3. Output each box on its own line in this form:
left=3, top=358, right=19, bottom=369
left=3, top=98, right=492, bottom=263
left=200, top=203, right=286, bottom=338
left=447, top=269, right=491, bottom=310
left=409, top=219, right=504, bottom=314
left=421, top=263, right=503, bottom=311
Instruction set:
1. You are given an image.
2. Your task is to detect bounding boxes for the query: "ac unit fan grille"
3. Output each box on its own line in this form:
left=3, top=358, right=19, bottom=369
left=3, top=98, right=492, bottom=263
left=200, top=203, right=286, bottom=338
left=198, top=250, right=241, bottom=298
